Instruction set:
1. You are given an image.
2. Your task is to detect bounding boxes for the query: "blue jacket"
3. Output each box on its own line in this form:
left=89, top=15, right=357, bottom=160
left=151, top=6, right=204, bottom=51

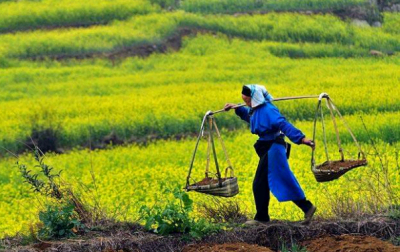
left=235, top=102, right=306, bottom=202
left=235, top=102, right=305, bottom=144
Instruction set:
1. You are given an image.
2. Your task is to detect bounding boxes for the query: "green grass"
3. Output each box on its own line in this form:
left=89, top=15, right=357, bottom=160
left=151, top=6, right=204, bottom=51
left=383, top=12, right=400, bottom=35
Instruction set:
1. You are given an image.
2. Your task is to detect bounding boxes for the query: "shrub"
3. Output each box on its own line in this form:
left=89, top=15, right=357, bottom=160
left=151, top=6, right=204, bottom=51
left=38, top=203, right=85, bottom=239
left=139, top=187, right=222, bottom=239
left=16, top=146, right=63, bottom=199
left=388, top=205, right=400, bottom=220
left=280, top=242, right=308, bottom=252
left=198, top=197, right=248, bottom=223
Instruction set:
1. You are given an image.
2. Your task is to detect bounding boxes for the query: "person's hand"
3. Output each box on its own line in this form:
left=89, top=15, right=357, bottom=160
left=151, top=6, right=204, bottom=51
left=301, top=138, right=315, bottom=150
left=224, top=103, right=238, bottom=111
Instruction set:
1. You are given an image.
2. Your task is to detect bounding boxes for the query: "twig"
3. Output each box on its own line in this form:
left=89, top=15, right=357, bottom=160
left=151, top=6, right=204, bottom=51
left=0, top=146, right=19, bottom=159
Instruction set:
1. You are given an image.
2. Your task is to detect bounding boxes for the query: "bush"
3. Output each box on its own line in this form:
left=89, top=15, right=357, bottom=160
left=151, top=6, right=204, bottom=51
left=198, top=197, right=248, bottom=223
left=0, top=56, right=9, bottom=68
left=16, top=146, right=63, bottom=199
left=388, top=205, right=400, bottom=220
left=139, top=187, right=222, bottom=239
left=150, top=0, right=179, bottom=9
left=280, top=242, right=308, bottom=252
left=15, top=145, right=103, bottom=233
left=38, top=203, right=85, bottom=239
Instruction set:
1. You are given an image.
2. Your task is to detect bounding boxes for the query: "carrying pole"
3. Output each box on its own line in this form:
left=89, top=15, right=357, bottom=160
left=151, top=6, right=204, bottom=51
left=209, top=95, right=322, bottom=115
left=187, top=93, right=332, bottom=187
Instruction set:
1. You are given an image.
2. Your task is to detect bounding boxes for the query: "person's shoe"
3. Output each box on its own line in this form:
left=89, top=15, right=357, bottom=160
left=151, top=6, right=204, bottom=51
left=301, top=205, right=317, bottom=225
left=244, top=219, right=269, bottom=226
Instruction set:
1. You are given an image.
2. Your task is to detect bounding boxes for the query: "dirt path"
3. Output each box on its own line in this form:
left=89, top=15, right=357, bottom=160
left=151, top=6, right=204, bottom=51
left=302, top=234, right=400, bottom=252
left=183, top=242, right=273, bottom=252
left=4, top=218, right=400, bottom=252
left=181, top=235, right=400, bottom=252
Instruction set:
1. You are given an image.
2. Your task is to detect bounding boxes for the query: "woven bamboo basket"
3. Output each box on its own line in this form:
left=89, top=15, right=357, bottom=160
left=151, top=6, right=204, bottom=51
left=311, top=95, right=367, bottom=183
left=312, top=159, right=368, bottom=182
left=186, top=113, right=239, bottom=197
left=186, top=177, right=239, bottom=197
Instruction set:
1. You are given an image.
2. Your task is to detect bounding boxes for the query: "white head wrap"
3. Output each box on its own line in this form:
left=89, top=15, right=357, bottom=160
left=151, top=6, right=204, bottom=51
left=244, top=84, right=273, bottom=108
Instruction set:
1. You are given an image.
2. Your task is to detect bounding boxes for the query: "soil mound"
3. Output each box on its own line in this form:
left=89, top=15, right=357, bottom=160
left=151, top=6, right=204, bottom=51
left=183, top=242, right=273, bottom=252
left=301, top=234, right=400, bottom=252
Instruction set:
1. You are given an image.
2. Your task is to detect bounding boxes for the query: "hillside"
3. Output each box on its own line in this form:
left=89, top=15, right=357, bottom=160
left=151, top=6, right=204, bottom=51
left=0, top=0, right=399, bottom=251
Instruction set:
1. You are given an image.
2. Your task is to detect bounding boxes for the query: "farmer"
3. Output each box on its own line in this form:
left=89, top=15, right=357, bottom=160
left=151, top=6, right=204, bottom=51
left=224, top=84, right=316, bottom=225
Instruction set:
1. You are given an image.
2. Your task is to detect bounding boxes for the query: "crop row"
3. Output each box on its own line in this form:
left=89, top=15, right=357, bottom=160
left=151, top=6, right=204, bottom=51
left=0, top=0, right=373, bottom=34
left=0, top=34, right=399, bottom=152
left=180, top=0, right=367, bottom=14
left=0, top=132, right=398, bottom=237
left=0, top=0, right=157, bottom=34
left=0, top=12, right=399, bottom=61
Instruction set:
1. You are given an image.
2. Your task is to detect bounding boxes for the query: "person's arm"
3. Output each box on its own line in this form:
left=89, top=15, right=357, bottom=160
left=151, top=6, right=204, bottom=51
left=276, top=117, right=305, bottom=145
left=270, top=105, right=313, bottom=148
left=235, top=106, right=250, bottom=123
left=224, top=103, right=250, bottom=123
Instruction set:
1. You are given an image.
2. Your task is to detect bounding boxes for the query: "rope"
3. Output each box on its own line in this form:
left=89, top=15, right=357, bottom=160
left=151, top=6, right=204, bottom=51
left=186, top=112, right=209, bottom=188
left=206, top=124, right=211, bottom=178
left=329, top=99, right=366, bottom=160
left=311, top=100, right=321, bottom=169
left=212, top=118, right=235, bottom=178
left=326, top=98, right=344, bottom=161
left=209, top=116, right=223, bottom=186
left=320, top=100, right=330, bottom=162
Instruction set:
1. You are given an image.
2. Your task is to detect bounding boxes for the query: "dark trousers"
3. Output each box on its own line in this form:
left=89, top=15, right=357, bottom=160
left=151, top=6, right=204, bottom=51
left=253, top=140, right=313, bottom=222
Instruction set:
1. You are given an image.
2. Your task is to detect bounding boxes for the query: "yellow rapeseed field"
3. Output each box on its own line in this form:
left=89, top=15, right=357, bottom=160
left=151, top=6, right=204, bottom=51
left=0, top=0, right=399, bottom=239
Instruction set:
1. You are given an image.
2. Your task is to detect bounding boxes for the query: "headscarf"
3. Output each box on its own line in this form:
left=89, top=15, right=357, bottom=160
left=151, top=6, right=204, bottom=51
left=242, top=84, right=273, bottom=108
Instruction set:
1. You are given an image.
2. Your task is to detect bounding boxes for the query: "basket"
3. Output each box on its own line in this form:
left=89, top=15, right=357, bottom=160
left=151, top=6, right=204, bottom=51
left=185, top=114, right=239, bottom=197
left=186, top=177, right=239, bottom=197
left=311, top=95, right=368, bottom=183
left=312, top=159, right=368, bottom=182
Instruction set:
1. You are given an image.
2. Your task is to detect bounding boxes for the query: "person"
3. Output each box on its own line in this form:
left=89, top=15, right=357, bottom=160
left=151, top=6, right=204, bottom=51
left=224, top=84, right=317, bottom=225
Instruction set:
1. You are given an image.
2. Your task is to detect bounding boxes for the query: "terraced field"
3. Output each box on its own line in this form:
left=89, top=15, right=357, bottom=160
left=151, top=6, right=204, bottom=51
left=0, top=0, right=399, bottom=239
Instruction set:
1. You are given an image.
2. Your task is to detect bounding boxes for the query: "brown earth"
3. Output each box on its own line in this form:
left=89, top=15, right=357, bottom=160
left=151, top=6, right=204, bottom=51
left=183, top=242, right=273, bottom=252
left=193, top=177, right=228, bottom=186
left=28, top=28, right=202, bottom=62
left=4, top=218, right=400, bottom=252
left=317, top=159, right=367, bottom=172
left=301, top=234, right=400, bottom=252
left=183, top=235, right=400, bottom=252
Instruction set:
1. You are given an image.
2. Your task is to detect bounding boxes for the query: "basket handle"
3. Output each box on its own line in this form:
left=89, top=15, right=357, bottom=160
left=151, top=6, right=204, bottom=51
left=212, top=117, right=235, bottom=178
left=311, top=99, right=321, bottom=170
left=329, top=99, right=366, bottom=160
left=208, top=116, right=223, bottom=186
left=186, top=112, right=209, bottom=188
left=326, top=98, right=344, bottom=162
left=224, top=166, right=234, bottom=178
